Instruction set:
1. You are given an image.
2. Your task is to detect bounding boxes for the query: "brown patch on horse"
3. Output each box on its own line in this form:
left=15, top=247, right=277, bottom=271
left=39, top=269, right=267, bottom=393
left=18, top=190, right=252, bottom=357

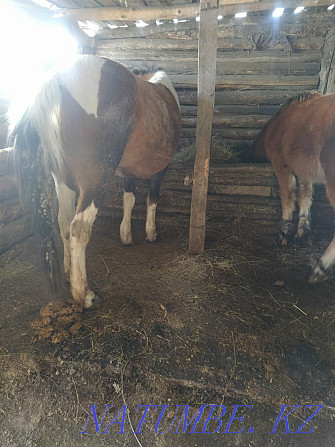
left=253, top=91, right=323, bottom=161
left=260, top=93, right=335, bottom=181
left=116, top=76, right=181, bottom=179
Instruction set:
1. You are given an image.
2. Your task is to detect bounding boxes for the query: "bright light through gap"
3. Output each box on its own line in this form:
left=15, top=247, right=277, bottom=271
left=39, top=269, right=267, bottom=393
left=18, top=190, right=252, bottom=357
left=136, top=20, right=149, bottom=28
left=173, top=18, right=178, bottom=24
left=0, top=0, right=78, bottom=118
left=29, top=0, right=55, bottom=8
left=235, top=12, right=247, bottom=18
left=218, top=15, right=223, bottom=20
left=196, top=16, right=200, bottom=22
left=328, top=4, right=335, bottom=10
left=294, top=6, right=304, bottom=14
left=273, top=8, right=284, bottom=18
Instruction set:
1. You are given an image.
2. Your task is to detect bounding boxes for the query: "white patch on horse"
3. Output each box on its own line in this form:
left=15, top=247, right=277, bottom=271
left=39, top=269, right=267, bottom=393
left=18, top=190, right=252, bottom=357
left=57, top=55, right=105, bottom=118
left=146, top=200, right=157, bottom=242
left=70, top=201, right=98, bottom=307
left=149, top=71, right=180, bottom=111
left=53, top=175, right=76, bottom=276
left=120, top=192, right=135, bottom=245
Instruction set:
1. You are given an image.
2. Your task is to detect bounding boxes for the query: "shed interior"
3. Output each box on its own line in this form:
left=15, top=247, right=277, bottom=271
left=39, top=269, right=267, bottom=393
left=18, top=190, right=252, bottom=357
left=1, top=1, right=335, bottom=446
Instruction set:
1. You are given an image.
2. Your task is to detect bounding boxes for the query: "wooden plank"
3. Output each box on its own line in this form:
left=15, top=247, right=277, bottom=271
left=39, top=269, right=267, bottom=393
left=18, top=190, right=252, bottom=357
left=189, top=0, right=218, bottom=254
left=0, top=215, right=33, bottom=254
left=318, top=30, right=335, bottom=94
left=177, top=88, right=314, bottom=106
left=182, top=114, right=271, bottom=127
left=181, top=104, right=279, bottom=116
left=97, top=36, right=324, bottom=53
left=58, top=0, right=335, bottom=23
left=98, top=54, right=320, bottom=76
left=169, top=74, right=319, bottom=89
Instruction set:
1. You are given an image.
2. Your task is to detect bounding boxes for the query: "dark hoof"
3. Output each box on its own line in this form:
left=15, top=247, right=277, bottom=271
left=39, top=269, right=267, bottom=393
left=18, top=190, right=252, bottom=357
left=308, top=266, right=330, bottom=284
left=121, top=240, right=135, bottom=247
left=294, top=233, right=312, bottom=247
left=276, top=233, right=291, bottom=247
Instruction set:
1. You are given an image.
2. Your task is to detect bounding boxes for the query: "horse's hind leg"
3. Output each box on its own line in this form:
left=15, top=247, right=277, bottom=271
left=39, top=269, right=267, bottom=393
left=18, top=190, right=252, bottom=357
left=295, top=180, right=313, bottom=244
left=53, top=175, right=76, bottom=279
left=120, top=177, right=135, bottom=246
left=309, top=180, right=335, bottom=283
left=146, top=167, right=168, bottom=242
left=275, top=165, right=296, bottom=246
left=70, top=195, right=98, bottom=308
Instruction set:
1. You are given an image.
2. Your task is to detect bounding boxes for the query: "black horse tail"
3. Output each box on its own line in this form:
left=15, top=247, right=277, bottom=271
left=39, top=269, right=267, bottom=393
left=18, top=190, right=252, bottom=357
left=8, top=96, right=63, bottom=291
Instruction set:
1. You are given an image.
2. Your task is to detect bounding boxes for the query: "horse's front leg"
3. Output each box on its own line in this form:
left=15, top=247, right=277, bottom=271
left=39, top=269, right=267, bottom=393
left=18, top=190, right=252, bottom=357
left=146, top=167, right=168, bottom=242
left=275, top=165, right=296, bottom=246
left=70, top=199, right=98, bottom=308
left=120, top=177, right=135, bottom=245
left=295, top=180, right=313, bottom=245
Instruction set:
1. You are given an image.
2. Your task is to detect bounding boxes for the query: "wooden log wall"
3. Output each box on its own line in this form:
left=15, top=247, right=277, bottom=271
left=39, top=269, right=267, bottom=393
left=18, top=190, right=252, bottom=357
left=98, top=162, right=333, bottom=234
left=0, top=149, right=331, bottom=254
left=0, top=149, right=32, bottom=253
left=97, top=9, right=335, bottom=157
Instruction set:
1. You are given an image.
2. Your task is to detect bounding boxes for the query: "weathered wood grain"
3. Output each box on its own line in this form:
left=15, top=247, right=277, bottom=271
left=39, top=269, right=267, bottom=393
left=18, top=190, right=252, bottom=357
left=189, top=0, right=218, bottom=254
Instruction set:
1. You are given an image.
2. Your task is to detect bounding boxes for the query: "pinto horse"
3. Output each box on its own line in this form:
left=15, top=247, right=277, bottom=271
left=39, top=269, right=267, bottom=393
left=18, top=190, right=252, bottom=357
left=11, top=55, right=181, bottom=307
left=253, top=91, right=335, bottom=283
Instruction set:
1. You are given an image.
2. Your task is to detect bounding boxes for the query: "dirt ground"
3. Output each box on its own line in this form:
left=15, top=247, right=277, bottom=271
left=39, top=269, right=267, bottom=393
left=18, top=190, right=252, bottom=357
left=1, top=212, right=335, bottom=447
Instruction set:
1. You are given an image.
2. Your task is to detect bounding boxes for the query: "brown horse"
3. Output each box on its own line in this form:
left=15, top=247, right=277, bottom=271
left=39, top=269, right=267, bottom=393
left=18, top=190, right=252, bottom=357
left=253, top=91, right=335, bottom=283
left=11, top=55, right=181, bottom=307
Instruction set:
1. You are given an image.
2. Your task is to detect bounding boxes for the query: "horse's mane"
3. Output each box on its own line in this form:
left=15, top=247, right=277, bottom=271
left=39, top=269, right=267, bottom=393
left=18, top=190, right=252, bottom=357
left=279, top=91, right=322, bottom=113
left=132, top=63, right=160, bottom=76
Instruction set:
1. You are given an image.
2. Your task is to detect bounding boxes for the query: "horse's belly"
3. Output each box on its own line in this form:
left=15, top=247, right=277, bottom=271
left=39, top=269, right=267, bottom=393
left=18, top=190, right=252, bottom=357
left=292, top=159, right=326, bottom=184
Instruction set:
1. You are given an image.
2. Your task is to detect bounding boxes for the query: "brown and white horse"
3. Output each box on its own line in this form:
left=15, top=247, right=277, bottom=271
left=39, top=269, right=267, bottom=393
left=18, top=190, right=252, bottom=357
left=11, top=55, right=181, bottom=307
left=253, top=91, right=335, bottom=283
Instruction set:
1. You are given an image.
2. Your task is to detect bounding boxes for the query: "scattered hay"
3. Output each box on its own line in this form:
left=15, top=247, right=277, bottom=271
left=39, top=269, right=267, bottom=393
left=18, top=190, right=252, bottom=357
left=30, top=300, right=83, bottom=344
left=173, top=137, right=240, bottom=164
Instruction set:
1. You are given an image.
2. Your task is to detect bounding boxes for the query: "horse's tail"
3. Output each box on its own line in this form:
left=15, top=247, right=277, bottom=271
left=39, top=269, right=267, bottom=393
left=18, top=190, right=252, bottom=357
left=8, top=78, right=64, bottom=290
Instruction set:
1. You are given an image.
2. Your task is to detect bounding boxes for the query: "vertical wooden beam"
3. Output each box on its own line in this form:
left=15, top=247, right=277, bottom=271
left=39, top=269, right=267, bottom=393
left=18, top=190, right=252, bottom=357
left=189, top=0, right=218, bottom=254
left=318, top=30, right=335, bottom=94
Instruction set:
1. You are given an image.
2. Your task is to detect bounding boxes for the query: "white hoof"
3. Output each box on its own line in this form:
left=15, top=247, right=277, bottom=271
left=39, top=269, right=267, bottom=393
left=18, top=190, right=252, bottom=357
left=146, top=229, right=157, bottom=242
left=84, top=291, right=101, bottom=309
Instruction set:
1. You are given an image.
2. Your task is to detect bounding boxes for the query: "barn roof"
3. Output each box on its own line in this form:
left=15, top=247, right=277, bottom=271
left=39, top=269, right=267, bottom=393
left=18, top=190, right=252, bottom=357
left=11, top=0, right=335, bottom=40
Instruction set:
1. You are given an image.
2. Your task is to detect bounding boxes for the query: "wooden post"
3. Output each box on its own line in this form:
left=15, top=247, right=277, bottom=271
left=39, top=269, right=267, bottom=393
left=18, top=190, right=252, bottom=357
left=318, top=30, right=335, bottom=94
left=189, top=0, right=218, bottom=254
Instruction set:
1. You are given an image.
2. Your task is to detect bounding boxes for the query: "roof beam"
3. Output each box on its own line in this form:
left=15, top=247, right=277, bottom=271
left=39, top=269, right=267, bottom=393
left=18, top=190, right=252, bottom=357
left=56, top=0, right=335, bottom=22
